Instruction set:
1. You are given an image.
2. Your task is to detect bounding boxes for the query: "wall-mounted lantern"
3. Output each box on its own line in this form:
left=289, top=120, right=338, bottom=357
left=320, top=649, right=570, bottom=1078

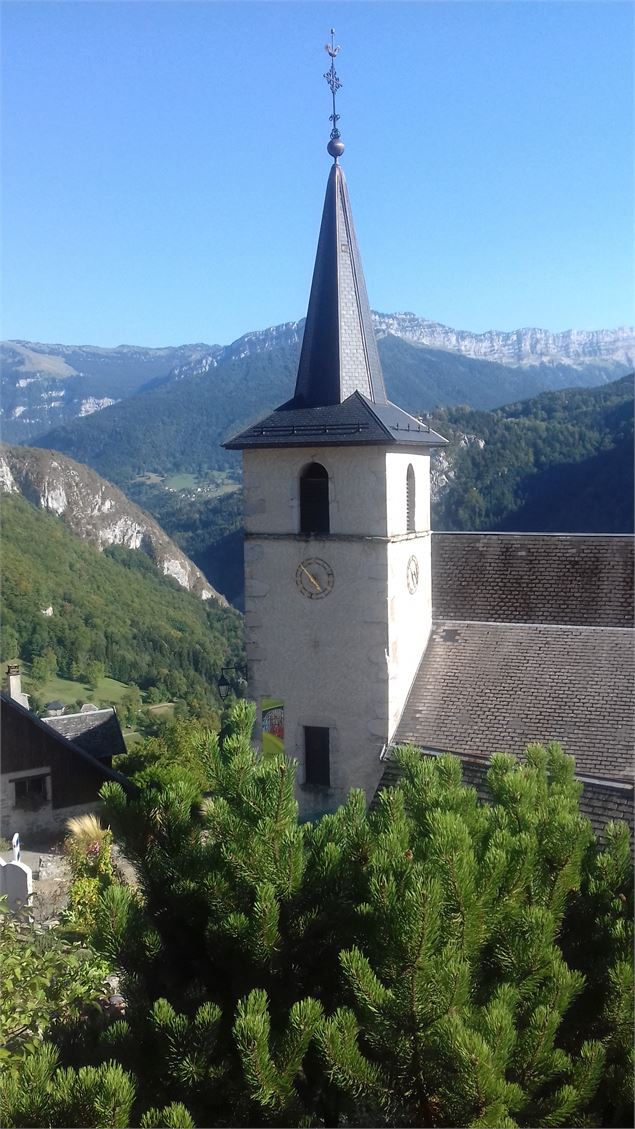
left=217, top=665, right=248, bottom=701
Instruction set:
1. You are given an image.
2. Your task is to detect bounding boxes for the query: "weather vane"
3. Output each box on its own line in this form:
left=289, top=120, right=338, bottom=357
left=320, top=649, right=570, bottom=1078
left=324, top=29, right=345, bottom=160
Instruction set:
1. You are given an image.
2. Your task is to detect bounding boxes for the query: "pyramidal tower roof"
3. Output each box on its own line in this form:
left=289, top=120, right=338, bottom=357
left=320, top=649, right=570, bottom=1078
left=225, top=35, right=446, bottom=452
left=291, top=160, right=388, bottom=408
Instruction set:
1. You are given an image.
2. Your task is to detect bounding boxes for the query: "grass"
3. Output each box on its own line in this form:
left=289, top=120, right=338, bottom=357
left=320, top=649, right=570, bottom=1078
left=262, top=732, right=284, bottom=758
left=165, top=472, right=198, bottom=490
left=123, top=731, right=144, bottom=749
left=133, top=468, right=241, bottom=497
left=166, top=470, right=240, bottom=496
left=19, top=668, right=134, bottom=710
left=1, top=657, right=135, bottom=711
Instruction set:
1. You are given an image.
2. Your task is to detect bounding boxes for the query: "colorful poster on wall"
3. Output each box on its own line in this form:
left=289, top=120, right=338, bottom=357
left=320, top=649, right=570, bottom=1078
left=261, top=698, right=284, bottom=757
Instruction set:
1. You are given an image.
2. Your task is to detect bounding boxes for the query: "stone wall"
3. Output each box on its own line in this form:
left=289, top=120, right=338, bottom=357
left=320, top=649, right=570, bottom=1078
left=1, top=768, right=101, bottom=838
left=242, top=445, right=434, bottom=817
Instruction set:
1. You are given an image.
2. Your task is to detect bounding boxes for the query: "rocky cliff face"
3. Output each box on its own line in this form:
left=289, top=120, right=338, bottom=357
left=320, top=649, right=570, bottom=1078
left=0, top=340, right=214, bottom=442
left=0, top=444, right=225, bottom=603
left=2, top=315, right=632, bottom=443
left=168, top=321, right=305, bottom=381
left=371, top=313, right=635, bottom=368
left=430, top=435, right=486, bottom=503
left=163, top=314, right=635, bottom=385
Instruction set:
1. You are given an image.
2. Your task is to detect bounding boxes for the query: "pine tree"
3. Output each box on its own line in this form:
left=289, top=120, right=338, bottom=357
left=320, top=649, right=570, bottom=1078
left=2, top=706, right=632, bottom=1128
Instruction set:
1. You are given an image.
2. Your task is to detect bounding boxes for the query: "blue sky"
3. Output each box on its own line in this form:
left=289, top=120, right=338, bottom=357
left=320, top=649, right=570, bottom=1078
left=2, top=1, right=632, bottom=347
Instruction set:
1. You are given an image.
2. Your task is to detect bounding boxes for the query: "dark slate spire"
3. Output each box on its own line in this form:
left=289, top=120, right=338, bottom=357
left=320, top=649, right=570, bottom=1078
left=291, top=162, right=388, bottom=408
left=224, top=33, right=447, bottom=454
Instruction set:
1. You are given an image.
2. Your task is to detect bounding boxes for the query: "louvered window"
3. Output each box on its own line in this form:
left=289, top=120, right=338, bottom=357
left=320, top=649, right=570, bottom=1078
left=406, top=464, right=416, bottom=532
left=300, top=462, right=330, bottom=534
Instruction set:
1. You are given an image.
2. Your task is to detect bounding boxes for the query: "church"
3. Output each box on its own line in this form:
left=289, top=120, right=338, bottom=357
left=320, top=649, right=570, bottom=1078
left=226, top=51, right=633, bottom=835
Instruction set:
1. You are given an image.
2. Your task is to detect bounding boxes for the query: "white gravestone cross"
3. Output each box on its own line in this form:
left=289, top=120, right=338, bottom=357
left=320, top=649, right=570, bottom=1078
left=0, top=832, right=33, bottom=913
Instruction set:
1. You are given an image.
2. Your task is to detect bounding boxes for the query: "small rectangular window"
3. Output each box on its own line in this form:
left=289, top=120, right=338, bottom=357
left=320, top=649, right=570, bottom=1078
left=13, top=774, right=48, bottom=811
left=304, top=726, right=330, bottom=787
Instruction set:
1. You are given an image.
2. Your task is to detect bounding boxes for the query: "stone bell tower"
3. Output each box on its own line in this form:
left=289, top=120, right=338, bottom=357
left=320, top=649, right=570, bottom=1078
left=225, top=37, right=446, bottom=818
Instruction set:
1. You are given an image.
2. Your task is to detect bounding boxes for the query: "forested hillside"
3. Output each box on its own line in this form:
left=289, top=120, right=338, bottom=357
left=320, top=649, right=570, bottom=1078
left=434, top=374, right=634, bottom=532
left=1, top=495, right=243, bottom=705
left=32, top=337, right=624, bottom=488
left=32, top=346, right=299, bottom=483
left=1, top=443, right=222, bottom=601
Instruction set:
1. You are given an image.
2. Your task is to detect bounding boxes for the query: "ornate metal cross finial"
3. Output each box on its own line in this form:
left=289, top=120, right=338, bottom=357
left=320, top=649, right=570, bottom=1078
left=324, top=29, right=344, bottom=159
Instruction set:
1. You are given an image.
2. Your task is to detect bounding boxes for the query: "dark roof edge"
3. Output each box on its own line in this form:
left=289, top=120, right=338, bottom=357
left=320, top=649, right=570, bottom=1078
left=1, top=694, right=137, bottom=795
left=431, top=618, right=634, bottom=634
left=353, top=391, right=393, bottom=440
left=225, top=435, right=446, bottom=451
left=432, top=531, right=635, bottom=540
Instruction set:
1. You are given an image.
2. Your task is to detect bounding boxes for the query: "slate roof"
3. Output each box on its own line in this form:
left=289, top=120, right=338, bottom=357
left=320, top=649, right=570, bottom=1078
left=42, top=707, right=126, bottom=761
left=393, top=620, right=634, bottom=781
left=432, top=533, right=634, bottom=628
left=225, top=391, right=447, bottom=451
left=292, top=161, right=387, bottom=408
left=376, top=749, right=634, bottom=843
left=225, top=158, right=448, bottom=453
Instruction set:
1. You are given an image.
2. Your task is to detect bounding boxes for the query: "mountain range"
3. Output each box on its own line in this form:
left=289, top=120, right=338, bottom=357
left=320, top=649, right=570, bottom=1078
left=0, top=340, right=215, bottom=442
left=2, top=313, right=633, bottom=447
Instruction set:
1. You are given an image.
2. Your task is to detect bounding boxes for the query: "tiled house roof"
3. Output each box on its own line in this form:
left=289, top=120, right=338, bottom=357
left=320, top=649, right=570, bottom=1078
left=431, top=533, right=634, bottom=628
left=393, top=620, right=633, bottom=780
left=42, top=708, right=126, bottom=760
left=1, top=694, right=134, bottom=812
left=377, top=531, right=635, bottom=839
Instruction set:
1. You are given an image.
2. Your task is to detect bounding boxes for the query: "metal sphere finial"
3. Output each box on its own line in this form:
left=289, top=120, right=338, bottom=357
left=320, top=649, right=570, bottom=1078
left=324, top=29, right=343, bottom=161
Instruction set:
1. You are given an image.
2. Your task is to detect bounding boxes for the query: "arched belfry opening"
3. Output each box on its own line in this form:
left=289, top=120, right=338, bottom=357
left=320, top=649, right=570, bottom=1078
left=300, top=462, right=330, bottom=534
left=406, top=464, right=416, bottom=532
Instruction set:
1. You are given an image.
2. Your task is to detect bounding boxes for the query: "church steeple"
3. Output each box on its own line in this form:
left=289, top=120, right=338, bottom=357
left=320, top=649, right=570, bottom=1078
left=291, top=162, right=388, bottom=408
left=291, top=32, right=387, bottom=408
left=225, top=34, right=446, bottom=454
left=227, top=35, right=447, bottom=821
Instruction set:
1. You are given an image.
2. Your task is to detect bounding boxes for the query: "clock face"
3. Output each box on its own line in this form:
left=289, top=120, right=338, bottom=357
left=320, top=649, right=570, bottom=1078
left=296, top=557, right=334, bottom=599
left=406, top=555, right=419, bottom=594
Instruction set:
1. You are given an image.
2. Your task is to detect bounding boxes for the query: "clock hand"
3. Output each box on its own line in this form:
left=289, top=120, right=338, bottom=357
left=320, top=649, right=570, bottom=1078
left=300, top=563, right=322, bottom=592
